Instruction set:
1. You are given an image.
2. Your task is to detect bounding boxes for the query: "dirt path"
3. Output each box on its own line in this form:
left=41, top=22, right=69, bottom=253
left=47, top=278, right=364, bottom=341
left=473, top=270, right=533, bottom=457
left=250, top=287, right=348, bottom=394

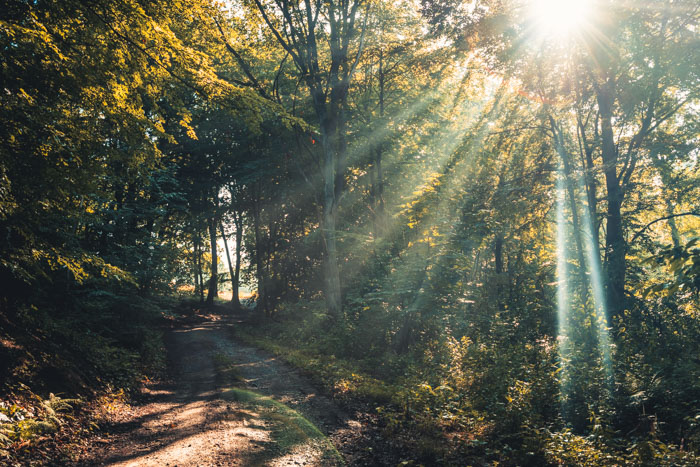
left=83, top=312, right=393, bottom=466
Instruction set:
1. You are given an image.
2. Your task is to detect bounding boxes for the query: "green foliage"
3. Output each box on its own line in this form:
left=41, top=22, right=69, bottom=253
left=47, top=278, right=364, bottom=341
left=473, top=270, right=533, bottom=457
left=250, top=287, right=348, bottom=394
left=644, top=237, right=700, bottom=298
left=0, top=393, right=80, bottom=451
left=533, top=424, right=700, bottom=466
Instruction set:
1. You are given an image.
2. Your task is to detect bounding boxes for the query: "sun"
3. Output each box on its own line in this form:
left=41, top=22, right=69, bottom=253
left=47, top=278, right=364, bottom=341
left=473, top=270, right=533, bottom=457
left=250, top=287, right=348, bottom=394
left=528, top=0, right=593, bottom=39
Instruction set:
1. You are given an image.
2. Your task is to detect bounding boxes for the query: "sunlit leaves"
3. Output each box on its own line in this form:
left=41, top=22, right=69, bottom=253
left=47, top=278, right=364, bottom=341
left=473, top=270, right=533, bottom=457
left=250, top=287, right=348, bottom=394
left=644, top=237, right=700, bottom=299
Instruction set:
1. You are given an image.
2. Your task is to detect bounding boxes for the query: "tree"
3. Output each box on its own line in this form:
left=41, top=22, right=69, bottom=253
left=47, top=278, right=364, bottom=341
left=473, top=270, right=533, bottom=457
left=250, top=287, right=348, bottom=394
left=579, top=1, right=700, bottom=319
left=243, top=0, right=371, bottom=318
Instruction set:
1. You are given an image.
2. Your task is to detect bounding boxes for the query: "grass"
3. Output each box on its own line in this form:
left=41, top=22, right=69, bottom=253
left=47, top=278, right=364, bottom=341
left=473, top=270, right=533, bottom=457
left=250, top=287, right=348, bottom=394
left=222, top=387, right=344, bottom=465
left=231, top=325, right=396, bottom=405
left=211, top=348, right=344, bottom=465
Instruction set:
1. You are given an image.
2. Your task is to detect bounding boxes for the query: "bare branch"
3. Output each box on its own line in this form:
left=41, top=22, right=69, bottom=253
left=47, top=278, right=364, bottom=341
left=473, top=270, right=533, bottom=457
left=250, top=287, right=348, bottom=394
left=251, top=0, right=306, bottom=73
left=630, top=212, right=700, bottom=243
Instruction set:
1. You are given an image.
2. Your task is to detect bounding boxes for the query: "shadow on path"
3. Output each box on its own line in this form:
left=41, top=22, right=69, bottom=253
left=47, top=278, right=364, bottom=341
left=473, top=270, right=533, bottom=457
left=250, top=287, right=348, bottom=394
left=82, top=314, right=345, bottom=466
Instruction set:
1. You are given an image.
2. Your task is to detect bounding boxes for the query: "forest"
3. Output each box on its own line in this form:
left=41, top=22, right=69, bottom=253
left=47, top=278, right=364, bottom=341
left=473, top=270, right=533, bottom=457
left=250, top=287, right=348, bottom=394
left=1, top=0, right=699, bottom=465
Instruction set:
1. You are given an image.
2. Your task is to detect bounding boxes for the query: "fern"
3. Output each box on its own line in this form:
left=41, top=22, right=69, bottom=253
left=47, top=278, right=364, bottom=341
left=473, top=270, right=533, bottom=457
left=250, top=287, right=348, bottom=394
left=18, top=419, right=59, bottom=438
left=43, top=393, right=80, bottom=414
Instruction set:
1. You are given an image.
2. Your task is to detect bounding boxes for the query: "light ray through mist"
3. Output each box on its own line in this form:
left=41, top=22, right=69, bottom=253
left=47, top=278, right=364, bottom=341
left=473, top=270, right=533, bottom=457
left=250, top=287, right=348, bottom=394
left=555, top=167, right=572, bottom=417
left=555, top=159, right=615, bottom=424
left=339, top=82, right=512, bottom=294
left=576, top=175, right=613, bottom=386
left=366, top=78, right=509, bottom=242
left=376, top=91, right=510, bottom=314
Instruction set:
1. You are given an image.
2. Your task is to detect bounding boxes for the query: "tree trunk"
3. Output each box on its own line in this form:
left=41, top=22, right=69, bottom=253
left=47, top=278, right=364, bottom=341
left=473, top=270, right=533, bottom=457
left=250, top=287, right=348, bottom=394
left=234, top=212, right=243, bottom=308
left=665, top=200, right=681, bottom=249
left=494, top=235, right=504, bottom=274
left=322, top=198, right=342, bottom=318
left=494, top=234, right=506, bottom=311
left=140, top=217, right=156, bottom=295
left=597, top=83, right=625, bottom=321
left=313, top=87, right=342, bottom=319
left=579, top=118, right=600, bottom=249
left=266, top=218, right=276, bottom=313
left=194, top=240, right=204, bottom=303
left=330, top=83, right=349, bottom=318
left=220, top=221, right=241, bottom=308
left=205, top=217, right=218, bottom=305
left=252, top=186, right=267, bottom=315
left=657, top=167, right=681, bottom=249
left=199, top=246, right=205, bottom=304
left=374, top=48, right=386, bottom=236
left=194, top=238, right=202, bottom=301
left=321, top=118, right=342, bottom=318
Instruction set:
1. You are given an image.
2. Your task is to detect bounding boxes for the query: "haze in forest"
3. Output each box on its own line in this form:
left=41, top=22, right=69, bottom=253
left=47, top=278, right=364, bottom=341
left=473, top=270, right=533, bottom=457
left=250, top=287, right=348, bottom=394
left=1, top=0, right=699, bottom=465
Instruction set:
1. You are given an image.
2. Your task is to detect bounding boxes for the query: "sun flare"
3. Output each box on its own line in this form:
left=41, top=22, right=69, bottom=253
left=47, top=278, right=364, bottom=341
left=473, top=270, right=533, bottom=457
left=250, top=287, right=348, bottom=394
left=529, top=0, right=592, bottom=39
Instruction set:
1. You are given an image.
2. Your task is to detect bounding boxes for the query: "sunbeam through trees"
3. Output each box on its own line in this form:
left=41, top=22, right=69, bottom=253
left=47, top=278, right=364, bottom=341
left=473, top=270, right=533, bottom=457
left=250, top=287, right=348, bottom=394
left=1, top=0, right=699, bottom=465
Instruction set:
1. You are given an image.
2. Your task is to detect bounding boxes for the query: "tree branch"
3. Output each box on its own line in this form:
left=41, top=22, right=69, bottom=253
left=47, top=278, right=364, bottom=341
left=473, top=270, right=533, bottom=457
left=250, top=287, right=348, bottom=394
left=251, top=0, right=306, bottom=73
left=213, top=17, right=269, bottom=99
left=630, top=212, right=700, bottom=244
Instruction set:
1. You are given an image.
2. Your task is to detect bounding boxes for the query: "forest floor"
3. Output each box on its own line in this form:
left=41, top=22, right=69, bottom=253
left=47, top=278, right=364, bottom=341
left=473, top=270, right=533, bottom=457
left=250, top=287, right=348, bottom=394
left=81, top=308, right=396, bottom=466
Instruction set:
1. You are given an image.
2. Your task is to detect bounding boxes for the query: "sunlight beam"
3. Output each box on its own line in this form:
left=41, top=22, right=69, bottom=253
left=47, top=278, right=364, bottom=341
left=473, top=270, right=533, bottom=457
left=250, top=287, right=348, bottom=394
left=555, top=167, right=573, bottom=420
left=576, top=176, right=614, bottom=388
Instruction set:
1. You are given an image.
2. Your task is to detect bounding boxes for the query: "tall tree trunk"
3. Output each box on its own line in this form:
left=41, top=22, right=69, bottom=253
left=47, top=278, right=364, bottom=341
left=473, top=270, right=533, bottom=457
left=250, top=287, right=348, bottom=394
left=374, top=48, right=386, bottom=236
left=597, top=83, right=625, bottom=321
left=199, top=250, right=205, bottom=303
left=493, top=234, right=506, bottom=311
left=140, top=217, right=155, bottom=295
left=314, top=88, right=342, bottom=319
left=322, top=166, right=342, bottom=318
left=494, top=235, right=504, bottom=275
left=334, top=85, right=349, bottom=201
left=330, top=82, right=349, bottom=318
left=206, top=216, right=218, bottom=305
left=579, top=139, right=604, bottom=296
left=266, top=219, right=276, bottom=314
left=578, top=116, right=600, bottom=248
left=252, top=186, right=267, bottom=315
left=665, top=200, right=681, bottom=249
left=220, top=221, right=241, bottom=308
left=194, top=238, right=201, bottom=300
left=657, top=167, right=682, bottom=249
left=195, top=237, right=204, bottom=303
left=234, top=212, right=243, bottom=308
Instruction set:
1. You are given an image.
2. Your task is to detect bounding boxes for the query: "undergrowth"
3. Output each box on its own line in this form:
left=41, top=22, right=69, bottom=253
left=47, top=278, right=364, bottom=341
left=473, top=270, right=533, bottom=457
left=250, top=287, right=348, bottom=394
left=0, top=293, right=172, bottom=465
left=234, top=300, right=700, bottom=466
